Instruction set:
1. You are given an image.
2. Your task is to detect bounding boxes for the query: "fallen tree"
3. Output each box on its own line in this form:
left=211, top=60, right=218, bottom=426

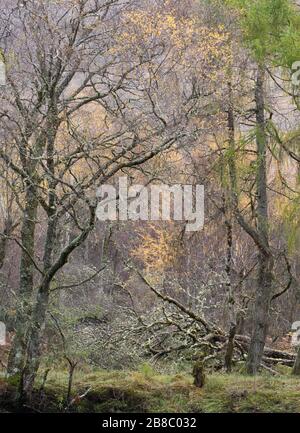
left=112, top=267, right=297, bottom=371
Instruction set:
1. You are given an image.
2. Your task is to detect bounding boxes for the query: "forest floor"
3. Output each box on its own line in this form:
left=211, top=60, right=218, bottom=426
left=1, top=366, right=300, bottom=413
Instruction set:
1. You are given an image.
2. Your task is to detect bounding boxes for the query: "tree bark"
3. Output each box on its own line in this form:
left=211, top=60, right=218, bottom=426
left=246, top=65, right=273, bottom=375
left=193, top=361, right=205, bottom=388
left=224, top=81, right=236, bottom=373
left=0, top=217, right=14, bottom=270
left=225, top=322, right=236, bottom=373
left=22, top=196, right=57, bottom=394
left=7, top=184, right=38, bottom=377
left=22, top=205, right=96, bottom=394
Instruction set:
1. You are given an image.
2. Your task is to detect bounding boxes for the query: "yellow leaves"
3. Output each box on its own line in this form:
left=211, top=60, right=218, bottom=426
left=116, top=10, right=174, bottom=46
left=114, top=7, right=231, bottom=79
left=132, top=223, right=182, bottom=274
left=165, top=14, right=177, bottom=30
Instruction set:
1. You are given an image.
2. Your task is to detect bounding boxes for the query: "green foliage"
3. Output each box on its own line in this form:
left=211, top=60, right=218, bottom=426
left=219, top=0, right=298, bottom=64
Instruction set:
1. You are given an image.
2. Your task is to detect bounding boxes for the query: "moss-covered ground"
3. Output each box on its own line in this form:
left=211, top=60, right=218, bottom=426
left=1, top=364, right=300, bottom=413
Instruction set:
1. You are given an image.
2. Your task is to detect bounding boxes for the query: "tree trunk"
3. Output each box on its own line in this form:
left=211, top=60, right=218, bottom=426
left=66, top=361, right=78, bottom=406
left=22, top=205, right=95, bottom=395
left=7, top=184, right=38, bottom=377
left=22, top=206, right=56, bottom=394
left=246, top=65, right=273, bottom=375
left=193, top=361, right=205, bottom=388
left=224, top=216, right=236, bottom=373
left=224, top=80, right=236, bottom=373
left=22, top=287, right=50, bottom=394
left=22, top=182, right=57, bottom=395
left=225, top=322, right=237, bottom=373
left=0, top=217, right=14, bottom=270
left=246, top=253, right=273, bottom=374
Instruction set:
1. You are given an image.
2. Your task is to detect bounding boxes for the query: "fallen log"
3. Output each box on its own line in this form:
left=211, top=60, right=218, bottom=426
left=235, top=335, right=295, bottom=361
left=206, top=333, right=296, bottom=367
left=262, top=356, right=295, bottom=367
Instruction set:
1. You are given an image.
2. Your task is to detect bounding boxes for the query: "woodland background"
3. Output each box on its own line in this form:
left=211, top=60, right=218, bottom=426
left=0, top=0, right=300, bottom=412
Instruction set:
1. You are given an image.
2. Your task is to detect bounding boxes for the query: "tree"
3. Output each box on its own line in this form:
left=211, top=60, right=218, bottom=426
left=0, top=0, right=228, bottom=397
left=218, top=0, right=297, bottom=374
